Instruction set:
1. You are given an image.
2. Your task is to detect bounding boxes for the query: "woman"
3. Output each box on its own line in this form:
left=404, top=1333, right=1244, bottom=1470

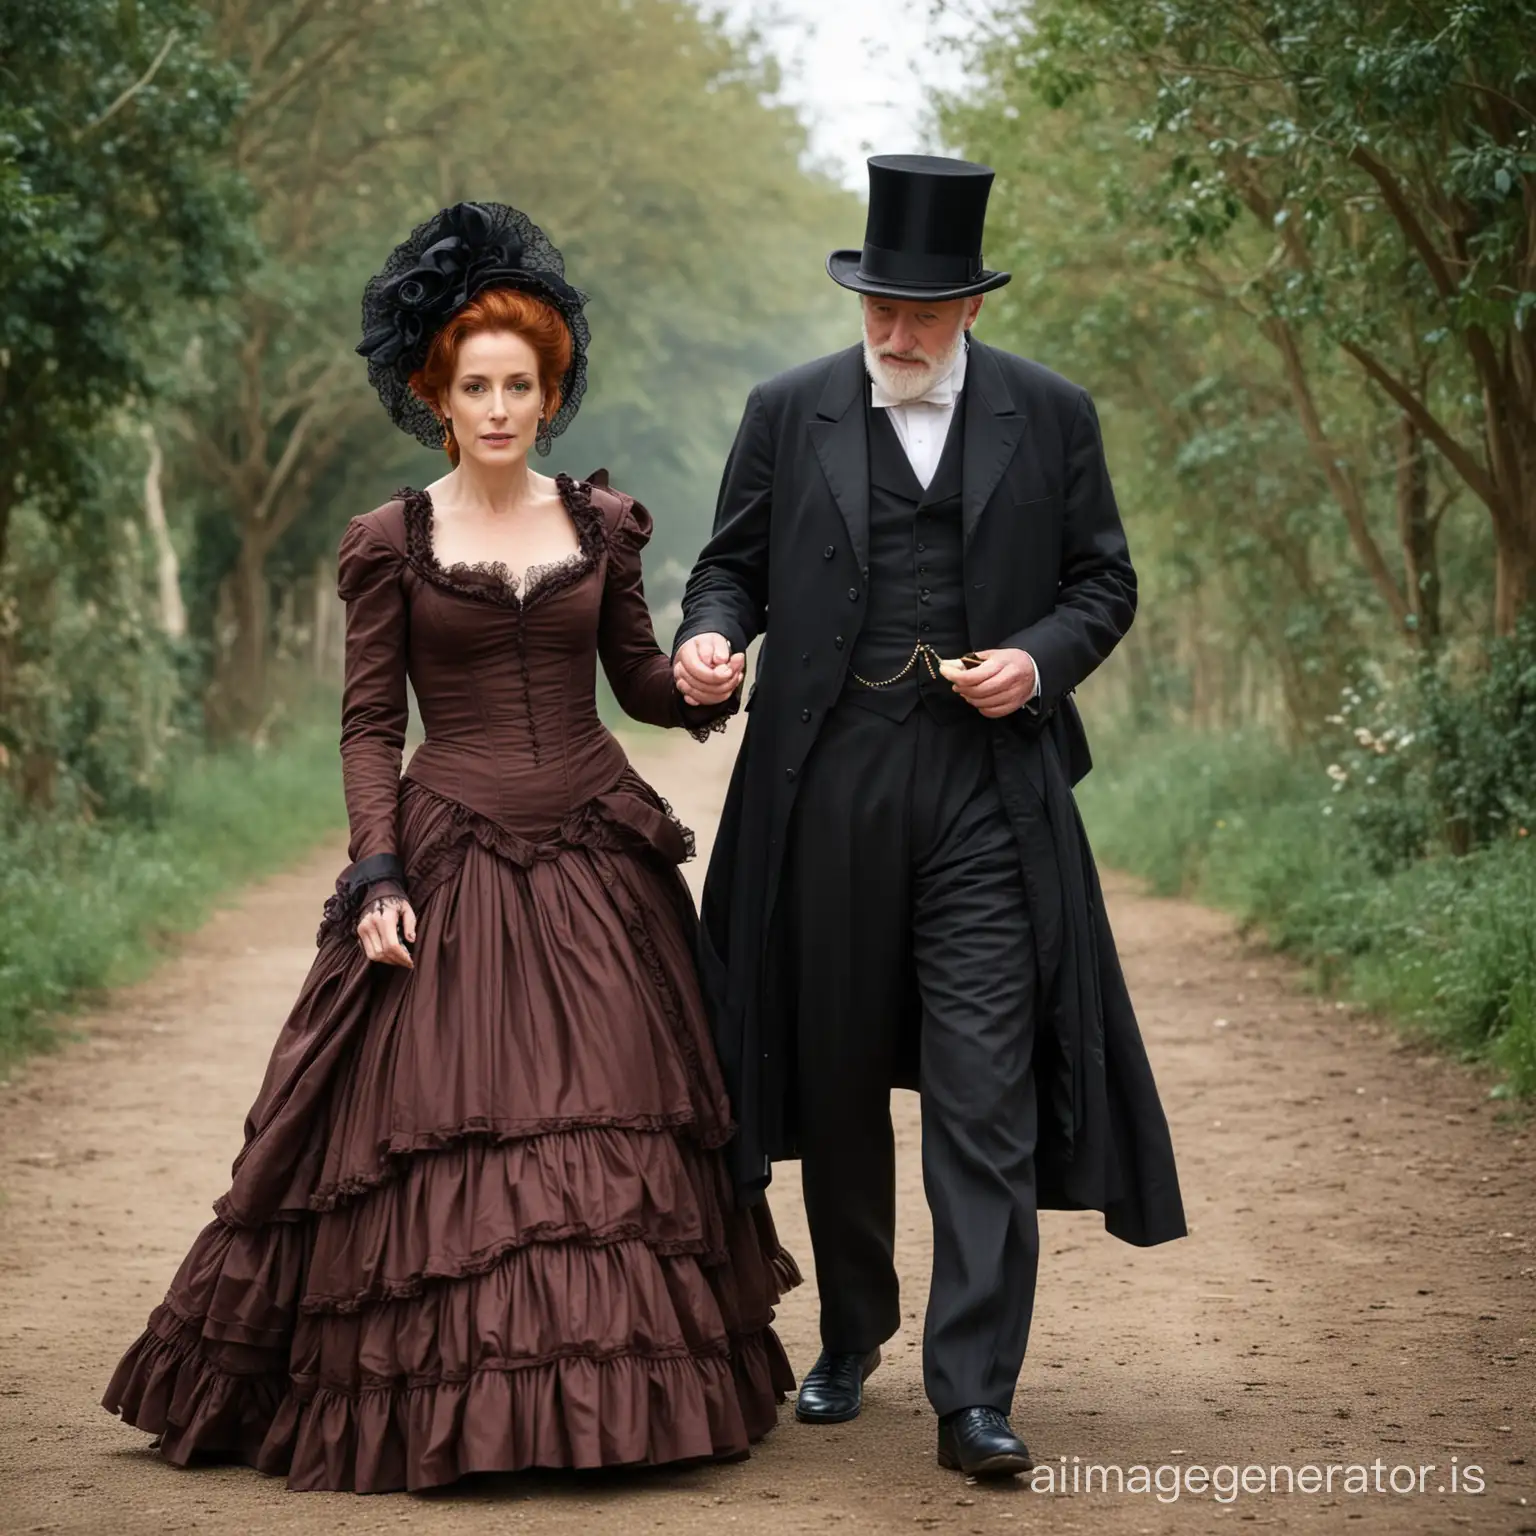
left=102, top=201, right=798, bottom=1493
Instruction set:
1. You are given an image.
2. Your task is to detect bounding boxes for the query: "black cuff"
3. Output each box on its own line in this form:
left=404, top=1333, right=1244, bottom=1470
left=343, top=851, right=404, bottom=892
left=316, top=853, right=405, bottom=948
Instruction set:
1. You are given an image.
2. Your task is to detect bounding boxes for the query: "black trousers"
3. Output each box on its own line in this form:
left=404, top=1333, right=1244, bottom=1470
left=784, top=695, right=1041, bottom=1416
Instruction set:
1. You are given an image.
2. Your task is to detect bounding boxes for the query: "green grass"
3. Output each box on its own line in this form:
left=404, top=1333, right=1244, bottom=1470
left=1076, top=719, right=1536, bottom=1098
left=0, top=697, right=348, bottom=1075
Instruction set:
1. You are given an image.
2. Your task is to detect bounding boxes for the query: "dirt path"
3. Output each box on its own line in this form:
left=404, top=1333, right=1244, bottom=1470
left=1, top=724, right=1532, bottom=1535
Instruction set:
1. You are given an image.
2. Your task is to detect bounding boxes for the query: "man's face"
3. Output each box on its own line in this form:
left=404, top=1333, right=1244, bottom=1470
left=860, top=294, right=983, bottom=401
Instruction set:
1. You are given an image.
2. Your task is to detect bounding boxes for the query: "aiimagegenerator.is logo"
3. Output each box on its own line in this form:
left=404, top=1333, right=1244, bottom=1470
left=1028, top=1455, right=1487, bottom=1503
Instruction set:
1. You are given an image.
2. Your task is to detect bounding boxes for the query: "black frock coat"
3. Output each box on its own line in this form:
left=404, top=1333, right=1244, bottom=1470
left=674, top=339, right=1186, bottom=1247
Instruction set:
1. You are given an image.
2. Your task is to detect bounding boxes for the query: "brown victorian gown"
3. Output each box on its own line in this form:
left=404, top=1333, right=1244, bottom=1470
left=102, top=472, right=799, bottom=1493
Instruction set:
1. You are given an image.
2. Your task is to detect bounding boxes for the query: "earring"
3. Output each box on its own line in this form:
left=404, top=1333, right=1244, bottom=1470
left=535, top=417, right=553, bottom=456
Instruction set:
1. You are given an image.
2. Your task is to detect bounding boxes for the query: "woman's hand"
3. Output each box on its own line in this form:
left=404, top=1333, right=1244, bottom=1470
left=356, top=894, right=417, bottom=968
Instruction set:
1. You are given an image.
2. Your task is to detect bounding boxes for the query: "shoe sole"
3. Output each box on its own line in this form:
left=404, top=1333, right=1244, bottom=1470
left=937, top=1446, right=1034, bottom=1477
left=794, top=1400, right=864, bottom=1425
left=793, top=1348, right=881, bottom=1425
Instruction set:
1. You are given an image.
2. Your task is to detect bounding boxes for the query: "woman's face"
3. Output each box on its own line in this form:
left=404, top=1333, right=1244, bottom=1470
left=443, top=329, right=546, bottom=468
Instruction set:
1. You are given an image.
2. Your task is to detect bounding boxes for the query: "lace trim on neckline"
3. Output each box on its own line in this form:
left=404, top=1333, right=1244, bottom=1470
left=397, top=472, right=606, bottom=610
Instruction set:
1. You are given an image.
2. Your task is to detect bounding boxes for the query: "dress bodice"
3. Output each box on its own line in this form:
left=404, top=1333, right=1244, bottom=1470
left=333, top=474, right=722, bottom=880
left=397, top=476, right=629, bottom=833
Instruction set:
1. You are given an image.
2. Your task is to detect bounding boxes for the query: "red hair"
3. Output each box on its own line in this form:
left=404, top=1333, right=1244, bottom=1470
left=409, top=287, right=572, bottom=464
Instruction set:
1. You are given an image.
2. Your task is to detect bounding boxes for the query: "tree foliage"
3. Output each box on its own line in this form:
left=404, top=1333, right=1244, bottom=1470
left=0, top=0, right=251, bottom=556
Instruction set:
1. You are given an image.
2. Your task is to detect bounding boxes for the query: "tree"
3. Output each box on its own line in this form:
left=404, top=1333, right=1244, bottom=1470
left=972, top=0, right=1536, bottom=634
left=0, top=0, right=250, bottom=563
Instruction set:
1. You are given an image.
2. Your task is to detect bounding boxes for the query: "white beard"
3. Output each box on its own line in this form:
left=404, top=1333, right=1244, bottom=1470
left=861, top=318, right=964, bottom=402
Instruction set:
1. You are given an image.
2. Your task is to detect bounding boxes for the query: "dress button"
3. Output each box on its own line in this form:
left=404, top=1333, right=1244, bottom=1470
left=918, top=566, right=928, bottom=575
left=920, top=621, right=931, bottom=633
left=848, top=587, right=859, bottom=601
left=920, top=592, right=931, bottom=605
left=785, top=767, right=797, bottom=782
left=834, top=635, right=845, bottom=649
left=800, top=708, right=811, bottom=723
left=801, top=651, right=810, bottom=665
left=823, top=545, right=835, bottom=560
left=917, top=542, right=927, bottom=553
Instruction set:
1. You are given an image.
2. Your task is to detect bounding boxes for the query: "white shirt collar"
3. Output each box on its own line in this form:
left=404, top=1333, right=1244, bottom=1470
left=869, top=334, right=969, bottom=411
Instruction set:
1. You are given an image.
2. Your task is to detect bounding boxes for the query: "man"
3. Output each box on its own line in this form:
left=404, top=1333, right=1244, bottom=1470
left=672, top=155, right=1186, bottom=1478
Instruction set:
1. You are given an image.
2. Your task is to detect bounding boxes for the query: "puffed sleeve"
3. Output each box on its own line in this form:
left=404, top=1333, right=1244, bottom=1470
left=335, top=516, right=408, bottom=902
left=598, top=496, right=739, bottom=739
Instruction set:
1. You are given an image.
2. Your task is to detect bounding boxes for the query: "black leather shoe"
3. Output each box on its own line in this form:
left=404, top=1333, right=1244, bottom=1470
left=793, top=1346, right=882, bottom=1423
left=937, top=1407, right=1033, bottom=1476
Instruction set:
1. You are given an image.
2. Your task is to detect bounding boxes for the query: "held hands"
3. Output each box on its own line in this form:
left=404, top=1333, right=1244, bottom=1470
left=674, top=633, right=746, bottom=708
left=356, top=895, right=417, bottom=968
left=937, top=648, right=1038, bottom=718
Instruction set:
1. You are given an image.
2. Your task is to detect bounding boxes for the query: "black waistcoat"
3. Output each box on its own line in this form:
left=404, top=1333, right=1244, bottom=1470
left=841, top=380, right=972, bottom=723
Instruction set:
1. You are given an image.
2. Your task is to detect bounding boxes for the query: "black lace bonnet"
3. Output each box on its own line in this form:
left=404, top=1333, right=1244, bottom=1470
left=356, top=201, right=589, bottom=453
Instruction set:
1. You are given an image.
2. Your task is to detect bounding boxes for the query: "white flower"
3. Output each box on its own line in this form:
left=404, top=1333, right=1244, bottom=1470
left=1327, top=764, right=1348, bottom=782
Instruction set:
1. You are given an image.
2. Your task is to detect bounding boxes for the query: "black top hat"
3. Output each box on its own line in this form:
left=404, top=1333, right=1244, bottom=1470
left=827, top=154, right=1010, bottom=302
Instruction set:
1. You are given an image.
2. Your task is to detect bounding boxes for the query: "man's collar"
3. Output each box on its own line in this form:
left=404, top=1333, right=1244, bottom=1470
left=869, top=333, right=969, bottom=410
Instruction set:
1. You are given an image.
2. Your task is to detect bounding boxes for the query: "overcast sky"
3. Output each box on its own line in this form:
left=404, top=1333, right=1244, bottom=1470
left=712, top=0, right=976, bottom=192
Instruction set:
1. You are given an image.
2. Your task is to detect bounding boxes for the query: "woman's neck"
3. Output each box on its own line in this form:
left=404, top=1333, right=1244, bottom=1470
left=437, top=452, right=546, bottom=517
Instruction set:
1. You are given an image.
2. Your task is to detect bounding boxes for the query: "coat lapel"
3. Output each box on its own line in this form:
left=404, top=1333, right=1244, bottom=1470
left=807, top=346, right=870, bottom=570
left=961, top=340, right=1025, bottom=550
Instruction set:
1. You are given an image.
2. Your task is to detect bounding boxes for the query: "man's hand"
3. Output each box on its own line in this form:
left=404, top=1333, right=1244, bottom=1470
left=674, top=633, right=746, bottom=707
left=357, top=894, right=416, bottom=968
left=943, top=649, right=1038, bottom=718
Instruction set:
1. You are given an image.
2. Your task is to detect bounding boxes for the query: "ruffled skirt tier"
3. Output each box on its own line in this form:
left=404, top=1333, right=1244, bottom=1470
left=103, top=775, right=798, bottom=1492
